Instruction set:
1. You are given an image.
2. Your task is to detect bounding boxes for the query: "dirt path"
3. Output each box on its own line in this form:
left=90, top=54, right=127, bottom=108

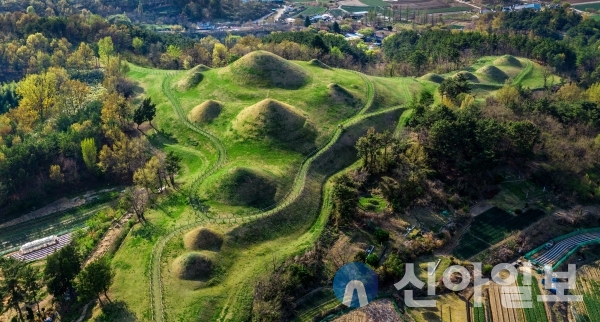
left=84, top=213, right=133, bottom=265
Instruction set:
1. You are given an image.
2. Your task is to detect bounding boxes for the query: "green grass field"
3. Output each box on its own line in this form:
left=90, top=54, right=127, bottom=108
left=427, top=6, right=471, bottom=13
left=574, top=3, right=600, bottom=11
left=99, top=52, right=412, bottom=321
left=453, top=207, right=546, bottom=259
left=359, top=0, right=390, bottom=7
left=294, top=6, right=327, bottom=17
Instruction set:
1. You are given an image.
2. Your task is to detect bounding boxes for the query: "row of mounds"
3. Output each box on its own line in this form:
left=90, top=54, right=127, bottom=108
left=418, top=55, right=521, bottom=84
left=172, top=227, right=224, bottom=281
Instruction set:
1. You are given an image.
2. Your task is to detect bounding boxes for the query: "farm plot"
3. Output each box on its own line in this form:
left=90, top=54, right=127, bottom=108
left=576, top=265, right=600, bottom=321
left=409, top=293, right=467, bottom=322
left=487, top=283, right=523, bottom=322
left=517, top=274, right=548, bottom=322
left=0, top=203, right=109, bottom=254
left=473, top=304, right=486, bottom=322
left=453, top=207, right=545, bottom=259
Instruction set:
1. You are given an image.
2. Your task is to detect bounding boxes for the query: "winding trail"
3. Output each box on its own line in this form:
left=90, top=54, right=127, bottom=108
left=129, top=64, right=376, bottom=322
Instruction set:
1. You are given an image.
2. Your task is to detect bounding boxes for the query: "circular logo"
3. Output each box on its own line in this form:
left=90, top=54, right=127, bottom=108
left=333, top=262, right=378, bottom=308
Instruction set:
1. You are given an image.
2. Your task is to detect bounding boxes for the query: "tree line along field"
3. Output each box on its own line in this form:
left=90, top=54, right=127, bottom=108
left=453, top=207, right=546, bottom=259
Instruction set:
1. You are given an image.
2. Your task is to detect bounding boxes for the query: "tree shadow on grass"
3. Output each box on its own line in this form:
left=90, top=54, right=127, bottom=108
left=94, top=301, right=137, bottom=322
left=132, top=222, right=166, bottom=242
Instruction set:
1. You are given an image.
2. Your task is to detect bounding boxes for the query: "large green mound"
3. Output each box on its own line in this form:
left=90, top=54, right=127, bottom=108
left=184, top=227, right=224, bottom=251
left=222, top=51, right=310, bottom=89
left=454, top=71, right=479, bottom=83
left=309, top=59, right=331, bottom=69
left=208, top=167, right=277, bottom=208
left=188, top=100, right=223, bottom=123
left=232, top=99, right=316, bottom=149
left=420, top=73, right=445, bottom=83
left=328, top=83, right=358, bottom=107
left=493, top=55, right=522, bottom=67
left=476, top=65, right=509, bottom=83
left=172, top=252, right=214, bottom=281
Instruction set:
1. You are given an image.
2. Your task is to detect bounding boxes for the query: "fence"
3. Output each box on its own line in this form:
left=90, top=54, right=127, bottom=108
left=131, top=64, right=381, bottom=321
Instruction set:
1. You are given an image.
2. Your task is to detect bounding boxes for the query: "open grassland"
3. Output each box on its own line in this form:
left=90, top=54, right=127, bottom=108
left=294, top=6, right=327, bottom=17
left=359, top=0, right=391, bottom=7
left=104, top=52, right=416, bottom=321
left=453, top=207, right=545, bottom=259
left=574, top=2, right=600, bottom=10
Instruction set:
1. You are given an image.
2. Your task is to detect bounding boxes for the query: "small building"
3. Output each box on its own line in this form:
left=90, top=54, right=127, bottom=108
left=514, top=3, right=542, bottom=11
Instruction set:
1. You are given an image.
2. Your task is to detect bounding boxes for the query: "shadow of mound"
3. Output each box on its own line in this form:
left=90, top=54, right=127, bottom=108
left=94, top=301, right=137, bottom=322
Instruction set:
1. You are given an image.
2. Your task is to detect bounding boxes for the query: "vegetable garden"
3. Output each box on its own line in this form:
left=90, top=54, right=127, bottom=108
left=517, top=274, right=548, bottom=322
left=453, top=207, right=545, bottom=259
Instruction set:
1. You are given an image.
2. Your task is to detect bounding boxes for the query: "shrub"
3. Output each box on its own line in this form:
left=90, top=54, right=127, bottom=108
left=366, top=253, right=379, bottom=267
left=354, top=251, right=367, bottom=262
left=374, top=228, right=390, bottom=243
left=483, top=264, right=493, bottom=276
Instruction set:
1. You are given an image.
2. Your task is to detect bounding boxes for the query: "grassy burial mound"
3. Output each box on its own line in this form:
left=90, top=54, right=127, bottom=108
left=232, top=99, right=317, bottom=151
left=209, top=167, right=277, bottom=208
left=454, top=71, right=479, bottom=83
left=188, top=100, right=223, bottom=123
left=309, top=59, right=331, bottom=69
left=223, top=51, right=310, bottom=89
left=420, top=73, right=445, bottom=83
left=476, top=65, right=509, bottom=83
left=172, top=252, right=215, bottom=280
left=493, top=55, right=522, bottom=67
left=184, top=227, right=224, bottom=251
left=328, top=83, right=358, bottom=107
left=177, top=65, right=210, bottom=90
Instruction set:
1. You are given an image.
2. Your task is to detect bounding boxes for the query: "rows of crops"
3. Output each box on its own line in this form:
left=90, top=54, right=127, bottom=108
left=0, top=192, right=117, bottom=253
left=577, top=266, right=600, bottom=321
left=488, top=284, right=522, bottom=322
left=473, top=305, right=485, bottom=322
left=453, top=207, right=545, bottom=259
left=517, top=274, right=548, bottom=322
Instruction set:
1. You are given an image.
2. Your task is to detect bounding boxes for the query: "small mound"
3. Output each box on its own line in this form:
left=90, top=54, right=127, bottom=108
left=309, top=59, right=331, bottom=69
left=209, top=167, right=277, bottom=208
left=172, top=252, right=214, bottom=280
left=184, top=228, right=223, bottom=251
left=454, top=71, right=479, bottom=83
left=177, top=70, right=204, bottom=90
left=232, top=99, right=315, bottom=147
left=188, top=100, right=223, bottom=123
left=223, top=51, right=309, bottom=89
left=476, top=66, right=509, bottom=83
left=420, top=73, right=445, bottom=83
left=190, top=64, right=211, bottom=72
left=493, top=55, right=522, bottom=67
left=328, top=83, right=358, bottom=107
